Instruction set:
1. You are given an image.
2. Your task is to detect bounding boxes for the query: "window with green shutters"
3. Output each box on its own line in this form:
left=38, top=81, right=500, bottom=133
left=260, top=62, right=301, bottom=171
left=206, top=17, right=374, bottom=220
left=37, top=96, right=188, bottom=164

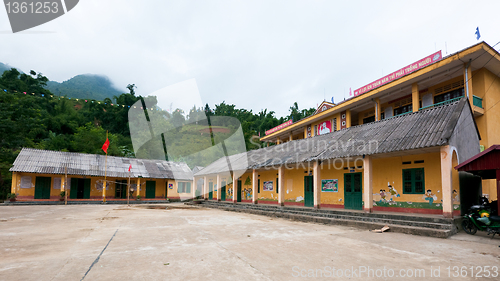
left=177, top=182, right=191, bottom=193
left=402, top=168, right=425, bottom=194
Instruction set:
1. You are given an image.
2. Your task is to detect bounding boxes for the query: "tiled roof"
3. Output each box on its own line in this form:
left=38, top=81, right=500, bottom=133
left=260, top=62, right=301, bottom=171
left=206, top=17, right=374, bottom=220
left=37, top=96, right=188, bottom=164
left=10, top=148, right=193, bottom=180
left=195, top=98, right=471, bottom=176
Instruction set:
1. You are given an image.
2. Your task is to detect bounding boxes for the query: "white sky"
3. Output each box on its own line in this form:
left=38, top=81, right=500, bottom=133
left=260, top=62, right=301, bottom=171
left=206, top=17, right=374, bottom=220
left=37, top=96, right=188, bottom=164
left=1, top=0, right=499, bottom=118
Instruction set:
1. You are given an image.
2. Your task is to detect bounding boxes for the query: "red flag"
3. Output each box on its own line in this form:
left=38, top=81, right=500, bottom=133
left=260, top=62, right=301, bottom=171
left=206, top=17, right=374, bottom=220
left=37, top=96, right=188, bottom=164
left=102, top=138, right=110, bottom=154
left=128, top=164, right=132, bottom=172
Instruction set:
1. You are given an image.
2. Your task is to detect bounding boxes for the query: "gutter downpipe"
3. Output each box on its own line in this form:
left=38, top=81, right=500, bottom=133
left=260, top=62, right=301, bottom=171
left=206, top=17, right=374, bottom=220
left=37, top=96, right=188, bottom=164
left=465, top=59, right=472, bottom=98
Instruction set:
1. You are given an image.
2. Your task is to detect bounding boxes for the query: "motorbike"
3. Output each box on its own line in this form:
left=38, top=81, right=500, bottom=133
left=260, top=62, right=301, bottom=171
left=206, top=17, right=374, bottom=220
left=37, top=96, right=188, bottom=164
left=462, top=198, right=500, bottom=238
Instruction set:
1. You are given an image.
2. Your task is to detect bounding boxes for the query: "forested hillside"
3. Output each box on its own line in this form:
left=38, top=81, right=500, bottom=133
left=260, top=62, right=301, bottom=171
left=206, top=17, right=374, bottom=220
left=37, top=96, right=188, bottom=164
left=45, top=74, right=122, bottom=100
left=0, top=68, right=315, bottom=199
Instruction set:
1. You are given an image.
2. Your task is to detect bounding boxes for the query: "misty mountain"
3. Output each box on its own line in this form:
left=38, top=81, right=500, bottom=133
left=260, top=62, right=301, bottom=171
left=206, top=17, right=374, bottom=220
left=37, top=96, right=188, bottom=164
left=45, top=74, right=123, bottom=100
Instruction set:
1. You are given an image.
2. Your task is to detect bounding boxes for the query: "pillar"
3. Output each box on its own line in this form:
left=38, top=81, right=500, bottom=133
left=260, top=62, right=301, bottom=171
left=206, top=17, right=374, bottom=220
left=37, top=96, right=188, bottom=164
left=440, top=146, right=453, bottom=218
left=102, top=179, right=107, bottom=202
left=345, top=109, right=351, bottom=128
left=267, top=142, right=270, bottom=147
left=252, top=169, right=258, bottom=204
left=278, top=166, right=285, bottom=206
left=289, top=133, right=293, bottom=142
left=11, top=172, right=17, bottom=194
left=136, top=178, right=141, bottom=198
left=192, top=177, right=196, bottom=200
left=304, top=127, right=308, bottom=139
left=203, top=176, right=208, bottom=200
left=217, top=174, right=222, bottom=201
left=496, top=170, right=500, bottom=217
left=313, top=161, right=321, bottom=209
left=412, top=82, right=419, bottom=112
left=375, top=98, right=381, bottom=121
left=277, top=137, right=281, bottom=145
left=363, top=155, right=373, bottom=213
left=232, top=173, right=238, bottom=203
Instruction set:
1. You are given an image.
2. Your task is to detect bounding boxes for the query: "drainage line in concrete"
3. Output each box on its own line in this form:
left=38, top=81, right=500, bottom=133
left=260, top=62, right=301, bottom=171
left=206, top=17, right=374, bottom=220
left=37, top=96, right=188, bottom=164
left=80, top=229, right=119, bottom=281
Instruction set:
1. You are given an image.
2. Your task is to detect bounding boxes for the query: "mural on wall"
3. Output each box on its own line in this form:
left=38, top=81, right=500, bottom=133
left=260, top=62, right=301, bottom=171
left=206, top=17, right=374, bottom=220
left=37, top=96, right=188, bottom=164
left=317, top=120, right=331, bottom=135
left=372, top=182, right=460, bottom=210
left=243, top=187, right=252, bottom=200
left=227, top=186, right=233, bottom=199
left=321, top=179, right=338, bottom=192
left=168, top=183, right=173, bottom=189
left=263, top=181, right=273, bottom=191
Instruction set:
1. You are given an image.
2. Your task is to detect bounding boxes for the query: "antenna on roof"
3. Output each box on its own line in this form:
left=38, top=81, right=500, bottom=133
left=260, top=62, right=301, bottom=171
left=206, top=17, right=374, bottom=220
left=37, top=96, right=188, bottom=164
left=324, top=88, right=325, bottom=101
left=445, top=42, right=448, bottom=55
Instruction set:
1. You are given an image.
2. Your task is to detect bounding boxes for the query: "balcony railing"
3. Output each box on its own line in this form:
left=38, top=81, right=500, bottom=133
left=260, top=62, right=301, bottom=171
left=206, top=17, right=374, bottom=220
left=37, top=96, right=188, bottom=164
left=473, top=95, right=483, bottom=108
left=419, top=96, right=462, bottom=111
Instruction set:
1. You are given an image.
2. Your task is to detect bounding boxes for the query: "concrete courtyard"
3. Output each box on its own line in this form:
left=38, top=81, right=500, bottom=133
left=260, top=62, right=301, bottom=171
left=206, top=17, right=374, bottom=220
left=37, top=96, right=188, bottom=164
left=1, top=204, right=499, bottom=280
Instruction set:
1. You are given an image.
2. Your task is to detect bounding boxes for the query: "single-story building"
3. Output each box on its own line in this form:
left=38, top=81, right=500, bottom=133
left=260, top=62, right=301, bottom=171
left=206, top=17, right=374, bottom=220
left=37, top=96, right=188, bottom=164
left=10, top=148, right=194, bottom=201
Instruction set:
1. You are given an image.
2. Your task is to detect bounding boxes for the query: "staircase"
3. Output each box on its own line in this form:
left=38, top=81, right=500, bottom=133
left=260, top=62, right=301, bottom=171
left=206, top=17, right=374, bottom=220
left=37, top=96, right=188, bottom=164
left=197, top=201, right=459, bottom=238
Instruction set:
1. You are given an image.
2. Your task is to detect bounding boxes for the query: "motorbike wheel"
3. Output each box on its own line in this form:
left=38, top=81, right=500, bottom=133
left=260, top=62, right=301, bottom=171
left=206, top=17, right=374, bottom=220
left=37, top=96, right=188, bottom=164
left=462, top=219, right=477, bottom=235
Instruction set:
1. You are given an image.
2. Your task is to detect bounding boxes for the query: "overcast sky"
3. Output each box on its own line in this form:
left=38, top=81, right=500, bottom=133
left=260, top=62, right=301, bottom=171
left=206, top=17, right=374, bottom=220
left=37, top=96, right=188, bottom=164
left=1, top=0, right=499, bottom=118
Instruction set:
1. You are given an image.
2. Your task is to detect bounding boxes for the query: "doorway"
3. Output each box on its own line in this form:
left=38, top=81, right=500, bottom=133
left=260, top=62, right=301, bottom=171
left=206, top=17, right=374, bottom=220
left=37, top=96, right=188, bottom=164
left=344, top=173, right=362, bottom=210
left=69, top=178, right=90, bottom=199
left=34, top=177, right=51, bottom=199
left=304, top=176, right=313, bottom=207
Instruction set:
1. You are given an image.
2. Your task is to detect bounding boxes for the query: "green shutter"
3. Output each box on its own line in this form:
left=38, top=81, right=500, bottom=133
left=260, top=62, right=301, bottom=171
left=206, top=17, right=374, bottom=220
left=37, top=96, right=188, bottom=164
left=83, top=179, right=91, bottom=199
left=70, top=178, right=78, bottom=199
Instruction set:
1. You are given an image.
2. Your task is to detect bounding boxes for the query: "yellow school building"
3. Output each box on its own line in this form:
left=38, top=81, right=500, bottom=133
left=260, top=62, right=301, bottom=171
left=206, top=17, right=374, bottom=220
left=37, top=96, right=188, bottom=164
left=10, top=148, right=194, bottom=202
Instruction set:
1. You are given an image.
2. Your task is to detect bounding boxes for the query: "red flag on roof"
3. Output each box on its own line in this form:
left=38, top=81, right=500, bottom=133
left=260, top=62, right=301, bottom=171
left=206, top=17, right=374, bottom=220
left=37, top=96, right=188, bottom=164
left=102, top=138, right=110, bottom=154
left=128, top=164, right=132, bottom=172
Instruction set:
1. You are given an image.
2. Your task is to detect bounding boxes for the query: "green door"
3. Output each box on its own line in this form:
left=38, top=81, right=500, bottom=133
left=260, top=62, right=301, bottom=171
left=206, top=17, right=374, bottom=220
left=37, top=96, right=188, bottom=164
left=344, top=173, right=363, bottom=210
left=237, top=180, right=242, bottom=202
left=69, top=178, right=78, bottom=199
left=304, top=176, right=313, bottom=207
left=221, top=181, right=226, bottom=201
left=145, top=181, right=156, bottom=199
left=83, top=179, right=91, bottom=199
left=34, top=177, right=51, bottom=199
left=209, top=182, right=213, bottom=199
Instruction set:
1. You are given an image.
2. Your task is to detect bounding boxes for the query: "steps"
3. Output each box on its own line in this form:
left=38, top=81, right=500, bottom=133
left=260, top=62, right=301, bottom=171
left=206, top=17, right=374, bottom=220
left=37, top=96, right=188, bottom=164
left=197, top=201, right=458, bottom=238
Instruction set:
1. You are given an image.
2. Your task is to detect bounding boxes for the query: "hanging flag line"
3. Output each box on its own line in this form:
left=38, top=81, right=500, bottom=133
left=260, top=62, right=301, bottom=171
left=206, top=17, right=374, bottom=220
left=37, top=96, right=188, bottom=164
left=0, top=89, right=172, bottom=112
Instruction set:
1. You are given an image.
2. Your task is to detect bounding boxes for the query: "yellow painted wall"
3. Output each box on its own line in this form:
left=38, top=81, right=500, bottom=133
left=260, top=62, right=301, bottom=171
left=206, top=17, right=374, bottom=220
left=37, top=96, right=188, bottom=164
left=257, top=169, right=279, bottom=201
left=283, top=167, right=309, bottom=202
left=11, top=172, right=179, bottom=200
left=372, top=152, right=443, bottom=205
left=319, top=161, right=363, bottom=205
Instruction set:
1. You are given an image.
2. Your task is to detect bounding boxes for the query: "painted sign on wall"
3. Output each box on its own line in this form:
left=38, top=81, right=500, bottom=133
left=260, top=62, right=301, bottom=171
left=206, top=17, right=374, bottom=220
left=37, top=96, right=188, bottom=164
left=340, top=111, right=347, bottom=130
left=321, top=179, right=338, bottom=192
left=353, top=51, right=442, bottom=96
left=265, top=120, right=293, bottom=135
left=317, top=120, right=331, bottom=135
left=263, top=181, right=274, bottom=191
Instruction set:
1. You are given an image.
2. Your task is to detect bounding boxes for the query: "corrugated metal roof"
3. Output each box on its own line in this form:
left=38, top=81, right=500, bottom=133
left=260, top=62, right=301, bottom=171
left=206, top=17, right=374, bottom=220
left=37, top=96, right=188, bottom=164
left=10, top=148, right=193, bottom=180
left=195, top=98, right=470, bottom=176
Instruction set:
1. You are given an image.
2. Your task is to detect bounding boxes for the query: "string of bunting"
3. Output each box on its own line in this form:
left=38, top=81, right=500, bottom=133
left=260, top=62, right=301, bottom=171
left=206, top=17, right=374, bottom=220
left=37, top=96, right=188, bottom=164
left=1, top=88, right=171, bottom=112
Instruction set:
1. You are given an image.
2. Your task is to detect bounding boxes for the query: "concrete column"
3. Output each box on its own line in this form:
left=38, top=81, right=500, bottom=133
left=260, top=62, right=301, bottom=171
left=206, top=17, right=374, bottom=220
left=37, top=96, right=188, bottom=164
left=278, top=166, right=285, bottom=206
left=192, top=177, right=196, bottom=199
left=440, top=146, right=453, bottom=218
left=363, top=155, right=373, bottom=213
left=412, top=83, right=419, bottom=112
left=375, top=98, right=381, bottom=121
left=232, top=173, right=238, bottom=203
left=289, top=133, right=293, bottom=142
left=11, top=172, right=17, bottom=194
left=304, top=127, right=308, bottom=139
left=267, top=142, right=270, bottom=147
left=346, top=109, right=351, bottom=128
left=277, top=137, right=281, bottom=145
left=217, top=174, right=222, bottom=201
left=136, top=178, right=141, bottom=198
left=203, top=176, right=208, bottom=200
left=252, top=169, right=258, bottom=204
left=496, top=170, right=500, bottom=218
left=313, top=161, right=321, bottom=209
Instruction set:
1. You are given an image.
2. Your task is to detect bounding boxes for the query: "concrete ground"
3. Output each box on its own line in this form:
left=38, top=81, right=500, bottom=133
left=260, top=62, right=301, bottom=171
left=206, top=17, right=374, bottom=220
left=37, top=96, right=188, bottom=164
left=1, top=204, right=499, bottom=281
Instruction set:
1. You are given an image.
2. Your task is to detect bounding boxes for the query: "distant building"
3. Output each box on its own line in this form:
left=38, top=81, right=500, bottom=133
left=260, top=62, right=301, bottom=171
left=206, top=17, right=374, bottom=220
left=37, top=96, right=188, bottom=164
left=10, top=148, right=193, bottom=201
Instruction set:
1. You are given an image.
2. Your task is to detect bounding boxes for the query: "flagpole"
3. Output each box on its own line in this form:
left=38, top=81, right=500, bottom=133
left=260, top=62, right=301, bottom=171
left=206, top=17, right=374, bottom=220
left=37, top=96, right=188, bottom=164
left=103, top=131, right=108, bottom=204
